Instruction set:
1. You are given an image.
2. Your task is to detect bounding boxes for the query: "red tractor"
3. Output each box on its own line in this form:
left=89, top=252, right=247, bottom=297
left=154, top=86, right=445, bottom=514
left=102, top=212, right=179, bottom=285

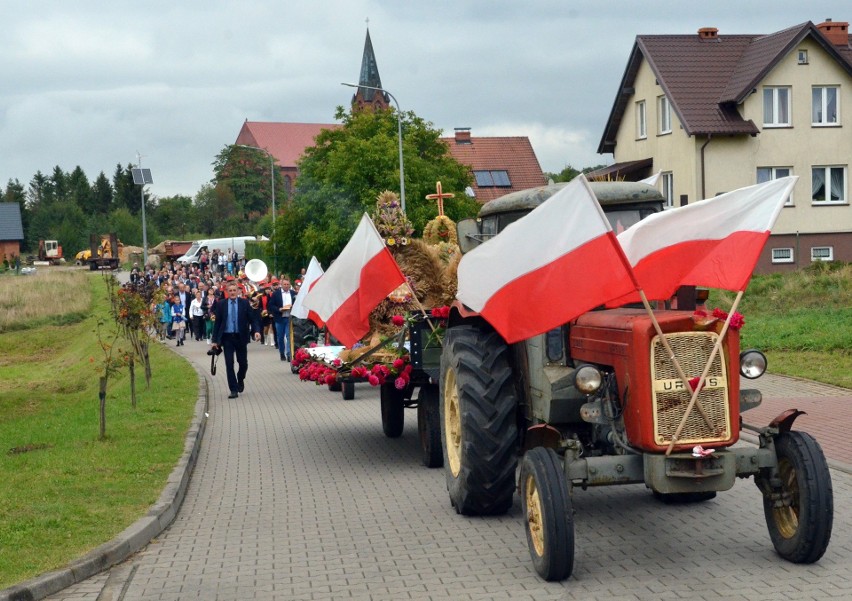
left=438, top=181, right=833, bottom=580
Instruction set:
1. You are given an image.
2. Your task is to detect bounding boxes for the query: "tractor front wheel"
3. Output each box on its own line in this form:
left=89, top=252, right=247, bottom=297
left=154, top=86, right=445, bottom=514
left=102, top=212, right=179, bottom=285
left=520, top=447, right=574, bottom=581
left=760, top=431, right=833, bottom=564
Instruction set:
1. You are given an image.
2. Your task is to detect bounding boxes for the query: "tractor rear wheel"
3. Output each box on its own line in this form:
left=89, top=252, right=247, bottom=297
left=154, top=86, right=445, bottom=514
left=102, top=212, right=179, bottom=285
left=440, top=324, right=517, bottom=516
left=417, top=385, right=442, bottom=468
left=760, top=431, right=833, bottom=564
left=520, top=447, right=574, bottom=581
left=341, top=381, right=355, bottom=400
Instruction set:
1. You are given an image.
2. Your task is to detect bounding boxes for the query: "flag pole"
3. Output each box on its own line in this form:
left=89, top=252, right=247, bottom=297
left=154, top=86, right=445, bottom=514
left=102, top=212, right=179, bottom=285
left=608, top=229, right=718, bottom=434
left=637, top=290, right=719, bottom=434
left=665, top=290, right=744, bottom=455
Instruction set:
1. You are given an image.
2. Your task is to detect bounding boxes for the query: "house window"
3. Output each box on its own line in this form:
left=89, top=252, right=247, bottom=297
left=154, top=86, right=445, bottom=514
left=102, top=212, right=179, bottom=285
left=811, top=166, right=846, bottom=203
left=658, top=96, right=671, bottom=134
left=757, top=167, right=793, bottom=205
left=661, top=172, right=674, bottom=208
left=811, top=246, right=834, bottom=261
left=636, top=100, right=647, bottom=139
left=798, top=49, right=809, bottom=64
left=763, top=87, right=791, bottom=127
left=812, top=86, right=839, bottom=125
left=771, top=248, right=795, bottom=264
left=473, top=170, right=511, bottom=187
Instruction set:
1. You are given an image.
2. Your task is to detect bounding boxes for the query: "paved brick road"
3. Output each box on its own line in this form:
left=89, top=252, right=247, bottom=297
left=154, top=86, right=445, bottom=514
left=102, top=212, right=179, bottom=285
left=43, top=340, right=852, bottom=600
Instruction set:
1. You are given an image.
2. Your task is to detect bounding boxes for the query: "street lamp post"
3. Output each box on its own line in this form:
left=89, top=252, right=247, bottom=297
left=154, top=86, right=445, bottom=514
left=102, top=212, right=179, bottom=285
left=235, top=144, right=276, bottom=276
left=341, top=82, right=406, bottom=214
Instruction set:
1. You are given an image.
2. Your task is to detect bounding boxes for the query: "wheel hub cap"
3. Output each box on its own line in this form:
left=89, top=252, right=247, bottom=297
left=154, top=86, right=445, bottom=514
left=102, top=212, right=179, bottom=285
left=525, top=474, right=545, bottom=557
left=444, top=368, right=462, bottom=477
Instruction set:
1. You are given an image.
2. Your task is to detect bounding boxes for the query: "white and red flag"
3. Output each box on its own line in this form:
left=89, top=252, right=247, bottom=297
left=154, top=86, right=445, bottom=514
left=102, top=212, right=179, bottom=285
left=290, top=256, right=324, bottom=326
left=456, top=175, right=637, bottom=344
left=302, top=213, right=406, bottom=347
left=610, top=176, right=797, bottom=305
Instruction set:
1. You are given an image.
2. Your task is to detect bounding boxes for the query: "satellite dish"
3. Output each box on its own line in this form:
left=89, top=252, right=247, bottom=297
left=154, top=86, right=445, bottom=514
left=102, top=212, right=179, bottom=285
left=244, top=259, right=268, bottom=283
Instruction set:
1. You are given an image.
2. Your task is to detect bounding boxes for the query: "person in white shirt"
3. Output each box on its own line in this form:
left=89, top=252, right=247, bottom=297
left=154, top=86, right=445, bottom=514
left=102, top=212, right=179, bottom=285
left=189, top=291, right=205, bottom=342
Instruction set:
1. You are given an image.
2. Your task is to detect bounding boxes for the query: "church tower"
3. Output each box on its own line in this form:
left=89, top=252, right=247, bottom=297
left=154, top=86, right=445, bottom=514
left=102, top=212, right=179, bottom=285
left=351, top=28, right=390, bottom=111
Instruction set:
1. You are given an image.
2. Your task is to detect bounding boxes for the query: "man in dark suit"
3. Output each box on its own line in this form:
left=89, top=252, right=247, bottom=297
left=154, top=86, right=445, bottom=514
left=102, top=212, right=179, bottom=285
left=267, top=278, right=296, bottom=361
left=212, top=281, right=262, bottom=398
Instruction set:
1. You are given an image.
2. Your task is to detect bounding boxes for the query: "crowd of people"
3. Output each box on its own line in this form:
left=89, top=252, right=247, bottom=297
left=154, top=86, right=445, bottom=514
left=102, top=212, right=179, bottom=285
left=129, top=249, right=307, bottom=358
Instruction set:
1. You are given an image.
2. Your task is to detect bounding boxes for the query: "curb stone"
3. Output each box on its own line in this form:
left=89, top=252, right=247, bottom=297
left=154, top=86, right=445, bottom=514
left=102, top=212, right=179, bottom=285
left=0, top=366, right=209, bottom=601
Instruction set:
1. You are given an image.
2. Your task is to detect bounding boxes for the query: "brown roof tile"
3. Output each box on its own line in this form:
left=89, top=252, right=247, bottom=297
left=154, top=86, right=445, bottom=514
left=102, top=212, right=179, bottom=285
left=441, top=135, right=546, bottom=202
left=235, top=121, right=340, bottom=169
left=600, top=21, right=852, bottom=154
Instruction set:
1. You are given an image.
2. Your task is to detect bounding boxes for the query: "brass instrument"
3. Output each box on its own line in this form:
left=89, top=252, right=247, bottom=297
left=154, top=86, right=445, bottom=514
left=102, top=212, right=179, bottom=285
left=244, top=259, right=268, bottom=303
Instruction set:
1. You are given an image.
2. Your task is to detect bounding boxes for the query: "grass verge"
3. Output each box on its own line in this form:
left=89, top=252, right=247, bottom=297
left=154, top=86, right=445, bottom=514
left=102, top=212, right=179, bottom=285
left=709, top=262, right=852, bottom=389
left=0, top=272, right=198, bottom=589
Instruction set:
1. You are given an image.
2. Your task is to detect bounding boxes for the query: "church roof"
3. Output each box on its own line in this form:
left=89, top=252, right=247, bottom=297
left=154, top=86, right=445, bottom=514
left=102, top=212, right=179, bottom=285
left=235, top=121, right=340, bottom=169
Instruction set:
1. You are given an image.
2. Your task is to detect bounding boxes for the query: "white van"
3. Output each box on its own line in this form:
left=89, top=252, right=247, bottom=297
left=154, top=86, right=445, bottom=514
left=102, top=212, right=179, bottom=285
left=176, top=236, right=257, bottom=265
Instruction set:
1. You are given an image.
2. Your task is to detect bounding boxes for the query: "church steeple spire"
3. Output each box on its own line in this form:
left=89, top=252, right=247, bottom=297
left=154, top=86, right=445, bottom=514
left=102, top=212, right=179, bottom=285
left=352, top=27, right=390, bottom=111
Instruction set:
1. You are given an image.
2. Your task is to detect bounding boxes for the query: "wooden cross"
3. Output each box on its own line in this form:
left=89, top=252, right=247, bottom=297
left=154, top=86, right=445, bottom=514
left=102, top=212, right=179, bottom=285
left=425, top=181, right=454, bottom=216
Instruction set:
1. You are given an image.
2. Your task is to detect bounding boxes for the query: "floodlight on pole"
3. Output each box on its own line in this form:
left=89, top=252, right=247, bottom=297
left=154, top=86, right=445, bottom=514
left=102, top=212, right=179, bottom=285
left=341, top=82, right=406, bottom=214
left=235, top=144, right=276, bottom=276
left=131, top=159, right=153, bottom=267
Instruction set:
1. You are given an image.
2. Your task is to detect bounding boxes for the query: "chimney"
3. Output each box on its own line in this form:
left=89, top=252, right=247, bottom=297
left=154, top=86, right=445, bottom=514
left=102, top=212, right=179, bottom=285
left=817, top=19, right=850, bottom=46
left=698, top=27, right=719, bottom=40
left=454, top=127, right=472, bottom=144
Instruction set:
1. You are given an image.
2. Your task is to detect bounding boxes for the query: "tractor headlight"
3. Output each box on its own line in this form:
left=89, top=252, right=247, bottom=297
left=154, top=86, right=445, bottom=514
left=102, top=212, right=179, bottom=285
left=574, top=365, right=603, bottom=394
left=740, top=350, right=767, bottom=379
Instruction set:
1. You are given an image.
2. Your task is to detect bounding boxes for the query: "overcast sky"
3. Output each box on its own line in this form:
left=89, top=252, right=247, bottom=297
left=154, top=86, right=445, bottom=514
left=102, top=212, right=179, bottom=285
left=1, top=1, right=848, bottom=198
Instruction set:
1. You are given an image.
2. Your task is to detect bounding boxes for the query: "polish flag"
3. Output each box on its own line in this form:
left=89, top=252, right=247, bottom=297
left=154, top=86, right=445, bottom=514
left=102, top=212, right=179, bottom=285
left=290, top=256, right=324, bottom=327
left=611, top=176, right=797, bottom=305
left=302, top=213, right=406, bottom=347
left=457, top=175, right=638, bottom=344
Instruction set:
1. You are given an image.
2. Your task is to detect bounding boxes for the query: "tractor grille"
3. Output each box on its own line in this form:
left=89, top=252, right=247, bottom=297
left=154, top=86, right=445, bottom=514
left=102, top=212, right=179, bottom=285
left=650, top=332, right=731, bottom=445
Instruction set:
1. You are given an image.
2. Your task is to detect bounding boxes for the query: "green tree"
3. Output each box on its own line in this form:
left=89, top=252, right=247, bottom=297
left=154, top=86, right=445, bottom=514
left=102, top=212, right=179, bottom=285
left=91, top=171, right=114, bottom=215
left=108, top=207, right=141, bottom=246
left=280, top=105, right=477, bottom=268
left=150, top=195, right=193, bottom=238
left=113, top=164, right=139, bottom=215
left=50, top=166, right=69, bottom=203
left=546, top=164, right=581, bottom=183
left=193, top=183, right=241, bottom=235
left=68, top=166, right=93, bottom=212
left=212, top=146, right=282, bottom=220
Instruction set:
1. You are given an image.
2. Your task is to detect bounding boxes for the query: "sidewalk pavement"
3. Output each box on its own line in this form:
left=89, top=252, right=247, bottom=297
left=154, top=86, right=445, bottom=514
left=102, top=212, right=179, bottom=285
left=5, top=337, right=852, bottom=601
left=744, top=373, right=852, bottom=471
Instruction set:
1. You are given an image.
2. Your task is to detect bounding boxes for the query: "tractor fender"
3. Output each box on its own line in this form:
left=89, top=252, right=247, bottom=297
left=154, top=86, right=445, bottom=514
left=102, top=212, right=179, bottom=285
left=769, top=409, right=807, bottom=433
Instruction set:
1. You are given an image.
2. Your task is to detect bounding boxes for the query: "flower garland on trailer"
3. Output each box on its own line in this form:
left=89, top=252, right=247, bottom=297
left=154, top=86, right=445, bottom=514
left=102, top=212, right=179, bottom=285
left=293, top=305, right=452, bottom=389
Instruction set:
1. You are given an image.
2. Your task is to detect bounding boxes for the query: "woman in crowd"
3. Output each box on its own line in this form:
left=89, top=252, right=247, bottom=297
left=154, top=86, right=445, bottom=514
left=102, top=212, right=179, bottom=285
left=189, top=290, right=205, bottom=342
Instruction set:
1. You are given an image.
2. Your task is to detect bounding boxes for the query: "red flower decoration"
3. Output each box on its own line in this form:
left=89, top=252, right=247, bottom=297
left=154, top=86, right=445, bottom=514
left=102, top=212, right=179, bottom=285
left=394, top=377, right=407, bottom=390
left=368, top=374, right=380, bottom=386
left=392, top=358, right=405, bottom=369
left=712, top=307, right=728, bottom=320
left=729, top=312, right=745, bottom=330
left=391, top=315, right=406, bottom=326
